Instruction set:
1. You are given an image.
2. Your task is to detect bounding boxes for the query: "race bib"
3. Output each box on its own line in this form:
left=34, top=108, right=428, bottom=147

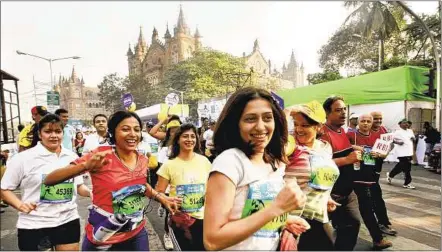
left=40, top=175, right=74, bottom=204
left=241, top=179, right=287, bottom=238
left=362, top=147, right=375, bottom=166
left=176, top=183, right=205, bottom=213
left=309, top=154, right=340, bottom=191
left=112, top=184, right=146, bottom=218
left=150, top=143, right=159, bottom=154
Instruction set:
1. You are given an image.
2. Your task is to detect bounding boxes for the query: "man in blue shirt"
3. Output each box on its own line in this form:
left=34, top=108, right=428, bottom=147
left=55, top=109, right=75, bottom=151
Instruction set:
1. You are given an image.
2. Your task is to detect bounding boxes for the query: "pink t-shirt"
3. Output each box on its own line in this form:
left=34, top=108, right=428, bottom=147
left=73, top=146, right=149, bottom=245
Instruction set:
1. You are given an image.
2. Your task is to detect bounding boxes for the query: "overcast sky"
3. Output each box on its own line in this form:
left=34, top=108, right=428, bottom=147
left=1, top=1, right=438, bottom=120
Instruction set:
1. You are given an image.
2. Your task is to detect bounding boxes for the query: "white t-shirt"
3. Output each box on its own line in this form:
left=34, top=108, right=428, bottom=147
left=82, top=133, right=109, bottom=154
left=211, top=148, right=286, bottom=251
left=203, top=129, right=214, bottom=149
left=158, top=146, right=171, bottom=164
left=1, top=142, right=84, bottom=229
left=393, top=128, right=415, bottom=157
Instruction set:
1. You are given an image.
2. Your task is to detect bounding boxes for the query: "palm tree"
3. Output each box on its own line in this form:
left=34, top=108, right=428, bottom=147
left=344, top=1, right=403, bottom=70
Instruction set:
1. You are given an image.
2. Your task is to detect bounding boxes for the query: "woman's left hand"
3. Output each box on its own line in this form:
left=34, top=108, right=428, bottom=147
left=159, top=195, right=182, bottom=215
left=327, top=197, right=341, bottom=212
left=285, top=215, right=310, bottom=236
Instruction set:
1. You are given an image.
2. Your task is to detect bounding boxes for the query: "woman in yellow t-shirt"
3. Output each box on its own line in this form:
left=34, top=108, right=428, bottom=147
left=156, top=123, right=211, bottom=251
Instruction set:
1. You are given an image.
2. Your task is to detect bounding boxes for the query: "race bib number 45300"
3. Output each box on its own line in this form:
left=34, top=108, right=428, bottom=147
left=40, top=175, right=74, bottom=204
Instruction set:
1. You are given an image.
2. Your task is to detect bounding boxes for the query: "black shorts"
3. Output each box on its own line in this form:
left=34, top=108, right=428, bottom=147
left=17, top=218, right=81, bottom=251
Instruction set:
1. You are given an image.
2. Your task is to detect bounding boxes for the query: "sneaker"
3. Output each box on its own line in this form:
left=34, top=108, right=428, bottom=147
left=373, top=238, right=393, bottom=250
left=163, top=233, right=174, bottom=250
left=157, top=205, right=165, bottom=217
left=379, top=224, right=397, bottom=236
left=403, top=184, right=416, bottom=189
left=386, top=172, right=392, bottom=184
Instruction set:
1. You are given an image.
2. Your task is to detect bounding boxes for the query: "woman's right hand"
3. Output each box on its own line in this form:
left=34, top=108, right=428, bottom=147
left=273, top=181, right=306, bottom=214
left=83, top=150, right=113, bottom=173
left=17, top=202, right=37, bottom=214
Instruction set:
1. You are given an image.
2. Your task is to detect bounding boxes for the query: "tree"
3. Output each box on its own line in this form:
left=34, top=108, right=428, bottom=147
left=160, top=48, right=249, bottom=118
left=344, top=1, right=404, bottom=70
left=97, top=73, right=125, bottom=113
left=307, top=70, right=343, bottom=85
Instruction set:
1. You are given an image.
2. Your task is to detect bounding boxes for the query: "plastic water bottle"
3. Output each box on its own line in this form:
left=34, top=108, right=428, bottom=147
left=354, top=161, right=360, bottom=171
left=92, top=213, right=128, bottom=243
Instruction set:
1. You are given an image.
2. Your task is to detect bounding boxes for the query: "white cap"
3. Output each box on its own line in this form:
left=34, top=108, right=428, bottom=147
left=349, top=113, right=359, bottom=120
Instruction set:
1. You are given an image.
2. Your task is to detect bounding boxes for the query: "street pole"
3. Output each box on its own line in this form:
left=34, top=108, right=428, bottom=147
left=396, top=1, right=441, bottom=130
left=180, top=91, right=184, bottom=117
left=378, top=39, right=382, bottom=72
left=49, top=59, right=53, bottom=88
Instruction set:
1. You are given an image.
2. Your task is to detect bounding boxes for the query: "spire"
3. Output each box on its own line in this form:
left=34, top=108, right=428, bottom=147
left=194, top=26, right=201, bottom=38
left=164, top=22, right=171, bottom=39
left=253, top=39, right=260, bottom=52
left=138, top=26, right=146, bottom=46
left=81, top=76, right=85, bottom=84
left=71, top=66, right=77, bottom=82
left=300, top=62, right=304, bottom=69
left=127, top=43, right=133, bottom=56
left=176, top=4, right=188, bottom=34
left=58, top=73, right=62, bottom=85
left=283, top=62, right=287, bottom=71
left=290, top=50, right=295, bottom=63
left=152, top=27, right=158, bottom=41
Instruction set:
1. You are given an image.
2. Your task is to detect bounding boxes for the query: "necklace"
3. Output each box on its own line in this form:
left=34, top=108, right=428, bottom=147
left=114, top=147, right=138, bottom=171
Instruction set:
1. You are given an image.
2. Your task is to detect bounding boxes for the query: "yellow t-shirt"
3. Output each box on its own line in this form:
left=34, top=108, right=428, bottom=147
left=157, top=153, right=211, bottom=219
left=18, top=124, right=34, bottom=148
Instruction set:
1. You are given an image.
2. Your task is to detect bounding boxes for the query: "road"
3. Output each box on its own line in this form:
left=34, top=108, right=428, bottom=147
left=1, top=163, right=440, bottom=251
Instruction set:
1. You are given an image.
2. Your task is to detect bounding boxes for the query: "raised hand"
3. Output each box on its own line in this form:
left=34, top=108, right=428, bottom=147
left=83, top=150, right=113, bottom=173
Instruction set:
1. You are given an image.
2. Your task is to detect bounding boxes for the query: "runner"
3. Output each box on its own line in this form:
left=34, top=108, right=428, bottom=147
left=387, top=119, right=416, bottom=189
left=347, top=114, right=393, bottom=249
left=82, top=114, right=109, bottom=155
left=156, top=123, right=211, bottom=250
left=18, top=106, right=49, bottom=152
left=43, top=111, right=181, bottom=251
left=370, top=111, right=397, bottom=236
left=149, top=115, right=182, bottom=141
left=204, top=87, right=307, bottom=250
left=285, top=100, right=340, bottom=251
left=74, top=132, right=86, bottom=157
left=156, top=116, right=182, bottom=250
left=0, top=114, right=91, bottom=251
left=320, top=96, right=362, bottom=251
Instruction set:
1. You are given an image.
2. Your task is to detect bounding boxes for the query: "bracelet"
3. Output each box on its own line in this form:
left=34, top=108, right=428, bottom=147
left=153, top=191, right=162, bottom=202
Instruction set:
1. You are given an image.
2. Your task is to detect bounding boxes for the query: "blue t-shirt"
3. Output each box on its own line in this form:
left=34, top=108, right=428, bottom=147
left=62, top=125, right=75, bottom=151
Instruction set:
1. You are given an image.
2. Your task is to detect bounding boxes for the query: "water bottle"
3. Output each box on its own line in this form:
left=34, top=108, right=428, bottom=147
left=354, top=162, right=360, bottom=171
left=92, top=213, right=128, bottom=243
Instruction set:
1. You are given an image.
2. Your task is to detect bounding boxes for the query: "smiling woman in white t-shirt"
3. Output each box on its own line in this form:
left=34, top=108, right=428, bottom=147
left=0, top=114, right=91, bottom=251
left=203, top=87, right=308, bottom=251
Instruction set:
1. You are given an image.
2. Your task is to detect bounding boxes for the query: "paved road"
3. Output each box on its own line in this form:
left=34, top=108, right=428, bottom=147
left=1, top=163, right=440, bottom=251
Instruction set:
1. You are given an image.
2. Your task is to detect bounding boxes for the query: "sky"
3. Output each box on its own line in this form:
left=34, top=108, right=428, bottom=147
left=1, top=1, right=439, bottom=120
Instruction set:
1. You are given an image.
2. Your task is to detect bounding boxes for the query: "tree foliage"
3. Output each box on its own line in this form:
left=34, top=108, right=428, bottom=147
left=160, top=48, right=251, bottom=118
left=97, top=73, right=125, bottom=113
left=307, top=70, right=343, bottom=85
left=319, top=2, right=440, bottom=73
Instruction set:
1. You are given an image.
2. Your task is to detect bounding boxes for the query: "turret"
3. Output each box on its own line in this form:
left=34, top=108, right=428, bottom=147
left=164, top=23, right=172, bottom=40
left=194, top=26, right=202, bottom=50
left=126, top=43, right=133, bottom=57
left=71, top=66, right=77, bottom=82
left=175, top=4, right=189, bottom=35
left=253, top=39, right=260, bottom=52
left=152, top=27, right=159, bottom=41
left=135, top=26, right=147, bottom=56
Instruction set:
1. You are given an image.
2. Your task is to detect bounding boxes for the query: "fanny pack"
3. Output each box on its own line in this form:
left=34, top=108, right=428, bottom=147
left=88, top=205, right=144, bottom=243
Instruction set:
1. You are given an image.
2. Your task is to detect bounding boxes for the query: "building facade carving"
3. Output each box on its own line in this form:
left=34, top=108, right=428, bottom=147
left=54, top=66, right=108, bottom=121
left=127, top=5, right=306, bottom=91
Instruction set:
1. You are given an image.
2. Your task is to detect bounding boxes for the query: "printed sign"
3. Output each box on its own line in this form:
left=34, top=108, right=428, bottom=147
left=165, top=93, right=180, bottom=107
left=381, top=133, right=394, bottom=143
left=122, top=93, right=134, bottom=108
left=372, top=139, right=391, bottom=156
left=46, top=91, right=60, bottom=106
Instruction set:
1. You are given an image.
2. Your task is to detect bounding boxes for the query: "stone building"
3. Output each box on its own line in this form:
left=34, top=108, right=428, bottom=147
left=127, top=5, right=306, bottom=91
left=54, top=66, right=108, bottom=121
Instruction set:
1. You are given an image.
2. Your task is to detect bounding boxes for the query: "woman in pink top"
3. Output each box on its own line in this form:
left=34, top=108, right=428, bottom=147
left=44, top=111, right=181, bottom=251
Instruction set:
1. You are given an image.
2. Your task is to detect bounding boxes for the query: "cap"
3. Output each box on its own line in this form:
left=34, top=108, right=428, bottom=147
left=398, top=118, right=409, bottom=124
left=290, top=100, right=326, bottom=124
left=31, top=106, right=48, bottom=116
left=349, top=113, right=359, bottom=120
left=166, top=120, right=181, bottom=130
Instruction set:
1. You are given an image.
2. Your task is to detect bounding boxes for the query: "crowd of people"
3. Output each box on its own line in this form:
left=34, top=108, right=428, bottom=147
left=0, top=86, right=440, bottom=251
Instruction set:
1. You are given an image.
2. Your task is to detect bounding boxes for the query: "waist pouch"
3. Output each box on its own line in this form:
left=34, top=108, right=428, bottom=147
left=88, top=205, right=143, bottom=243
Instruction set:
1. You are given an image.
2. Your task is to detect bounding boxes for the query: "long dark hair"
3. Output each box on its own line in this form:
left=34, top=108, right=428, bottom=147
left=169, top=123, right=201, bottom=159
left=107, top=111, right=143, bottom=145
left=213, top=87, right=288, bottom=164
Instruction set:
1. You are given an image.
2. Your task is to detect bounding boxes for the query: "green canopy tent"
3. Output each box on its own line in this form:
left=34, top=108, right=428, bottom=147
left=277, top=66, right=434, bottom=107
